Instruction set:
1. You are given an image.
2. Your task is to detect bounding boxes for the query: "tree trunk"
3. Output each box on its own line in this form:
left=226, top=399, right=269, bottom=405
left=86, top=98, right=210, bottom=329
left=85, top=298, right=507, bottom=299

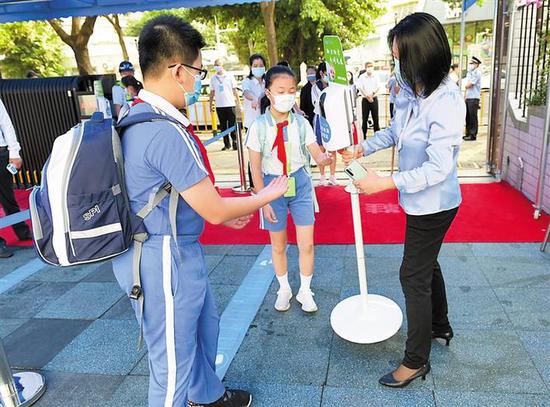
left=105, top=15, right=129, bottom=61
left=260, top=1, right=278, bottom=66
left=48, top=16, right=97, bottom=75
left=72, top=44, right=94, bottom=75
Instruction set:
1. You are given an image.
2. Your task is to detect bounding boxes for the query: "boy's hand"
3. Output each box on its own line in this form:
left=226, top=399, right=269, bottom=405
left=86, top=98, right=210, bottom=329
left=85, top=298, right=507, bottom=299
left=223, top=214, right=253, bottom=230
left=340, top=144, right=364, bottom=166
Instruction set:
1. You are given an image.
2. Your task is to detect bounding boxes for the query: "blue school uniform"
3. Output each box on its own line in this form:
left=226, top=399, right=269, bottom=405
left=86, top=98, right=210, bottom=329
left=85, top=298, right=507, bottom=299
left=112, top=89, right=225, bottom=406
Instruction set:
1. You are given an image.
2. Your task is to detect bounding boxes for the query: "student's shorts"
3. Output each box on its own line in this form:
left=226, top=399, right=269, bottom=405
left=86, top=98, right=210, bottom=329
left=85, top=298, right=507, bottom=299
left=261, top=167, right=315, bottom=232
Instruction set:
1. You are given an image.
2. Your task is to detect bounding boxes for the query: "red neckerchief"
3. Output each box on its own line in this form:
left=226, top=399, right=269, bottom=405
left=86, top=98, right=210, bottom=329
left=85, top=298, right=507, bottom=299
left=132, top=98, right=215, bottom=185
left=272, top=121, right=289, bottom=175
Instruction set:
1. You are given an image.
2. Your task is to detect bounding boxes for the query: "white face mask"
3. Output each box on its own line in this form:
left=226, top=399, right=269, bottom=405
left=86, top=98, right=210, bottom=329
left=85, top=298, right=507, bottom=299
left=271, top=93, right=296, bottom=113
left=214, top=65, right=222, bottom=73
left=468, top=64, right=476, bottom=72
left=366, top=67, right=374, bottom=75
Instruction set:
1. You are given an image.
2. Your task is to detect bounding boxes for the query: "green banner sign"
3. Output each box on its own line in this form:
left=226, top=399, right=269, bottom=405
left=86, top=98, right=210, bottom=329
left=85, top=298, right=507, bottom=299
left=323, top=36, right=348, bottom=86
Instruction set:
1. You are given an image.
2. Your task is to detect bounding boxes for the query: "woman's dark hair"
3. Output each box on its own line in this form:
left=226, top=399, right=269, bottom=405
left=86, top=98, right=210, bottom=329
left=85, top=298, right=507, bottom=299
left=264, top=65, right=296, bottom=90
left=347, top=70, right=354, bottom=85
left=388, top=12, right=451, bottom=97
left=121, top=76, right=143, bottom=92
left=316, top=62, right=327, bottom=81
left=247, top=53, right=267, bottom=79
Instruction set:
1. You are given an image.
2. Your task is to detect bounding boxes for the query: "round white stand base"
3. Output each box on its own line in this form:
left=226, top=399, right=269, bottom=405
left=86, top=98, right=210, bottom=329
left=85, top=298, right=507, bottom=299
left=330, top=294, right=403, bottom=344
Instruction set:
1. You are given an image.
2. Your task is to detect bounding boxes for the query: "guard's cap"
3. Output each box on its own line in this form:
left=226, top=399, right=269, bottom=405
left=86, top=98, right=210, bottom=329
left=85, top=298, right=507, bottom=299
left=118, top=61, right=134, bottom=72
left=470, top=56, right=481, bottom=65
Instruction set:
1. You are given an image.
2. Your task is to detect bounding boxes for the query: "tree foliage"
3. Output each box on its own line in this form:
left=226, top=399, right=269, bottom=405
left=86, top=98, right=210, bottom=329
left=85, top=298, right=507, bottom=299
left=0, top=21, right=65, bottom=78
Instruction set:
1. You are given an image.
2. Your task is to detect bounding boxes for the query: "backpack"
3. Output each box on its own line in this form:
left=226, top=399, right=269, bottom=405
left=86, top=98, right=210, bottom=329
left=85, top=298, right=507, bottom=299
left=29, top=110, right=181, bottom=348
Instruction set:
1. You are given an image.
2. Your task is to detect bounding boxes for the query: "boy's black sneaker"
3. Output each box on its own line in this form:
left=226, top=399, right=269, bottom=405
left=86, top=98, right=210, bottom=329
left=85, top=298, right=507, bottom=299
left=188, top=389, right=252, bottom=407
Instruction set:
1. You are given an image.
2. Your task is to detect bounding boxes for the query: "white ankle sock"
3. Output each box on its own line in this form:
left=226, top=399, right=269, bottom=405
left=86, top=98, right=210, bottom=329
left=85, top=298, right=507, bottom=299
left=299, top=274, right=312, bottom=292
left=276, top=273, right=291, bottom=292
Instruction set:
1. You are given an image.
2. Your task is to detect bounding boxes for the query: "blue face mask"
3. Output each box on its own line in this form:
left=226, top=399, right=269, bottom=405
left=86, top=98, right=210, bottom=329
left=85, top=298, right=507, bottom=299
left=307, top=74, right=316, bottom=82
left=178, top=74, right=202, bottom=106
left=252, top=67, right=265, bottom=78
left=394, top=58, right=414, bottom=97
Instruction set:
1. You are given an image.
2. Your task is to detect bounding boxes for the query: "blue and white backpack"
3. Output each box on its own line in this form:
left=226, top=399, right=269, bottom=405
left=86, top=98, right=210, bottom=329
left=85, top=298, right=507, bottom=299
left=29, top=111, right=181, bottom=347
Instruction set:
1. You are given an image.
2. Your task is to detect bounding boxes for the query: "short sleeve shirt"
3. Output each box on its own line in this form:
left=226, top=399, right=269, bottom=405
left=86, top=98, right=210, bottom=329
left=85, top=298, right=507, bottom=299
left=112, top=84, right=127, bottom=107
left=210, top=74, right=237, bottom=108
left=246, top=111, right=316, bottom=175
left=121, top=102, right=209, bottom=238
left=242, top=77, right=265, bottom=128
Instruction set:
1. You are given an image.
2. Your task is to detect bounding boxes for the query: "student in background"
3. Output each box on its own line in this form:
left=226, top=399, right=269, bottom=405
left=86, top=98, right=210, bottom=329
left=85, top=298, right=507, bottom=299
left=112, top=60, right=136, bottom=118
left=121, top=76, right=143, bottom=103
left=299, top=65, right=318, bottom=127
left=356, top=61, right=381, bottom=138
left=387, top=62, right=400, bottom=119
left=209, top=58, right=241, bottom=151
left=449, top=63, right=460, bottom=86
left=247, top=65, right=332, bottom=314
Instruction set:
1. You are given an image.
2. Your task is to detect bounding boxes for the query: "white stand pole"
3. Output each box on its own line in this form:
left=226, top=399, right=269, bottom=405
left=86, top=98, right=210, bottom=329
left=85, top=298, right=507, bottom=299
left=330, top=182, right=403, bottom=344
left=0, top=340, right=45, bottom=407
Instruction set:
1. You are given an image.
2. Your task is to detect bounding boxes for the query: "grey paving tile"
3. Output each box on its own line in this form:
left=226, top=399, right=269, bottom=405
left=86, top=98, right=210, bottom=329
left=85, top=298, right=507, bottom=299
left=205, top=255, right=224, bottom=274
left=322, top=387, right=435, bottom=407
left=471, top=243, right=549, bottom=259
left=4, top=318, right=91, bottom=369
left=36, top=282, right=124, bottom=320
left=45, top=319, right=146, bottom=375
left=225, top=381, right=322, bottom=407
left=102, top=296, right=136, bottom=320
left=360, top=244, right=405, bottom=258
left=438, top=243, right=474, bottom=257
left=203, top=245, right=232, bottom=255
left=81, top=261, right=117, bottom=282
left=434, top=390, right=549, bottom=407
left=430, top=329, right=547, bottom=394
left=33, top=371, right=125, bottom=407
left=342, top=256, right=401, bottom=289
left=477, top=257, right=550, bottom=288
left=129, top=353, right=149, bottom=376
left=438, top=256, right=491, bottom=287
left=225, top=324, right=332, bottom=386
left=253, top=289, right=340, bottom=329
left=0, top=281, right=75, bottom=318
left=107, top=375, right=148, bottom=407
left=326, top=331, right=434, bottom=390
left=494, top=288, right=550, bottom=330
left=27, top=262, right=101, bottom=283
left=518, top=331, right=550, bottom=388
left=228, top=244, right=265, bottom=256
left=445, top=286, right=512, bottom=330
left=211, top=283, right=239, bottom=313
left=209, top=255, right=257, bottom=286
left=0, top=247, right=42, bottom=279
left=0, top=318, right=27, bottom=338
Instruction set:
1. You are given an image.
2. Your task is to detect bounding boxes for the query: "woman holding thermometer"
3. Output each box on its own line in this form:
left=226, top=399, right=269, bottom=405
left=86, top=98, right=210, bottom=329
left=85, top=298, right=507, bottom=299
left=342, top=13, right=465, bottom=388
left=247, top=65, right=332, bottom=313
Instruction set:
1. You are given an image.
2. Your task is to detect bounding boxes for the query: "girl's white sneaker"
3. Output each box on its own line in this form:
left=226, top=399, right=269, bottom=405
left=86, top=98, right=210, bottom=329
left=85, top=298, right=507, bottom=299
left=274, top=289, right=293, bottom=312
left=328, top=176, right=339, bottom=186
left=296, top=289, right=318, bottom=313
left=318, top=175, right=328, bottom=186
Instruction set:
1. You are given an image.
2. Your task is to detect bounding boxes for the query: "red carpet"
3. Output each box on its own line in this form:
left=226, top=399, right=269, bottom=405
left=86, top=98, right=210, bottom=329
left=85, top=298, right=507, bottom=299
left=1, top=182, right=548, bottom=247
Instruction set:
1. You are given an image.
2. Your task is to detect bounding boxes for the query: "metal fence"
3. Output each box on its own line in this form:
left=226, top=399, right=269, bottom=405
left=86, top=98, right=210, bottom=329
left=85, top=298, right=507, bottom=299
left=513, top=0, right=550, bottom=117
left=0, top=75, right=116, bottom=188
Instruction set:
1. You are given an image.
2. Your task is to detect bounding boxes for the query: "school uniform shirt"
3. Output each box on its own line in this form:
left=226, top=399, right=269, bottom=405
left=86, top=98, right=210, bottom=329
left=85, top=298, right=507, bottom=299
left=465, top=68, right=482, bottom=99
left=112, top=84, right=128, bottom=107
left=360, top=78, right=465, bottom=216
left=210, top=73, right=237, bottom=108
left=121, top=89, right=210, bottom=239
left=246, top=110, right=316, bottom=176
left=242, top=76, right=265, bottom=128
left=0, top=98, right=21, bottom=158
left=356, top=72, right=381, bottom=98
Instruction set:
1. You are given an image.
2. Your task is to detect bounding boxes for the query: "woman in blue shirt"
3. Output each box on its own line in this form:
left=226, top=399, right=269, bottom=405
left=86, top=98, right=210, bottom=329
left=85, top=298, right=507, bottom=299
left=343, top=13, right=465, bottom=388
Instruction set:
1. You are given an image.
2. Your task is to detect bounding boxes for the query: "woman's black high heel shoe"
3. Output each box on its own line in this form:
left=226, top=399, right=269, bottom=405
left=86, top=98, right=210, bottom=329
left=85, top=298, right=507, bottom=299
left=432, top=327, right=454, bottom=346
left=378, top=363, right=431, bottom=388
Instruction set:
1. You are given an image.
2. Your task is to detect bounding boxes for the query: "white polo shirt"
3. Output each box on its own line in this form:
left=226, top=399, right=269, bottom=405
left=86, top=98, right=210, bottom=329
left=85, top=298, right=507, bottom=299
left=210, top=73, right=237, bottom=108
left=0, top=98, right=21, bottom=158
left=246, top=111, right=316, bottom=176
left=356, top=72, right=381, bottom=98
